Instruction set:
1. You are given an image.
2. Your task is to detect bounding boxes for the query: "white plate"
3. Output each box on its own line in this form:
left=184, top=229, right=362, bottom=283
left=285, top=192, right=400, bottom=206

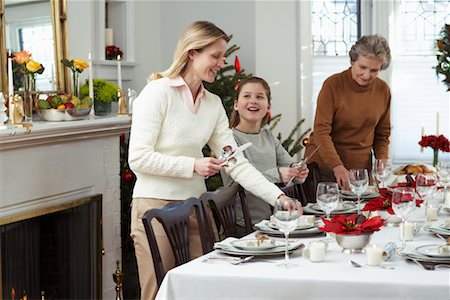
left=310, top=202, right=356, bottom=212
left=215, top=241, right=304, bottom=256
left=267, top=221, right=316, bottom=231
left=415, top=244, right=450, bottom=258
left=230, top=239, right=281, bottom=251
left=254, top=220, right=323, bottom=237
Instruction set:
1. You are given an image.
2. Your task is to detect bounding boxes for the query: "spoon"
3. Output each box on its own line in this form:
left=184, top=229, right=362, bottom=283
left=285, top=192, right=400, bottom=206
left=350, top=260, right=395, bottom=270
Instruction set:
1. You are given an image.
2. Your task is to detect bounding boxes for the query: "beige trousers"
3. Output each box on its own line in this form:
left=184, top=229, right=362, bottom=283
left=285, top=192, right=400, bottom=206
left=130, top=198, right=204, bottom=300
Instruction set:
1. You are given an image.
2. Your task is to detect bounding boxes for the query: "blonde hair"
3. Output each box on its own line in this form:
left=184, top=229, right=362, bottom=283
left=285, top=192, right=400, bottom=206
left=150, top=21, right=230, bottom=81
left=349, top=35, right=391, bottom=70
left=229, top=77, right=272, bottom=128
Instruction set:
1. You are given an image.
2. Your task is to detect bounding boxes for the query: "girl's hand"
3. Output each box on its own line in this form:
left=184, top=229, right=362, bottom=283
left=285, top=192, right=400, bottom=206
left=295, top=165, right=309, bottom=181
left=278, top=167, right=298, bottom=183
left=194, top=157, right=226, bottom=177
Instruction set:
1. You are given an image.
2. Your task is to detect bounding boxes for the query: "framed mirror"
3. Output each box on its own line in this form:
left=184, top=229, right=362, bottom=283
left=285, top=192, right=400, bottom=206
left=0, top=0, right=70, bottom=96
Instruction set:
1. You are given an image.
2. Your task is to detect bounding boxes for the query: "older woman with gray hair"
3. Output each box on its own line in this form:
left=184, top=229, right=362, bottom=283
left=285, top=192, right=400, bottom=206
left=305, top=34, right=391, bottom=190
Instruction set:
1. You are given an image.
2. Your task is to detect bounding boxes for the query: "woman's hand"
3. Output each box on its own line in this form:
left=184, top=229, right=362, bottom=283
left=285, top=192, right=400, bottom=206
left=194, top=157, right=226, bottom=177
left=333, top=165, right=350, bottom=190
left=279, top=165, right=309, bottom=184
left=277, top=194, right=304, bottom=215
left=294, top=165, right=309, bottom=182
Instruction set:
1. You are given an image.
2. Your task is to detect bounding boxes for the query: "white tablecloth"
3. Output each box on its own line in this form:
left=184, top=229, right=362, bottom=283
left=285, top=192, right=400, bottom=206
left=156, top=208, right=450, bottom=300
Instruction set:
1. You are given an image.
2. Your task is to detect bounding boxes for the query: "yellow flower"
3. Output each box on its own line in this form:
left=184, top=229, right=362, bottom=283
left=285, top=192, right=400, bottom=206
left=26, top=60, right=42, bottom=73
left=73, top=59, right=89, bottom=72
left=13, top=50, right=31, bottom=65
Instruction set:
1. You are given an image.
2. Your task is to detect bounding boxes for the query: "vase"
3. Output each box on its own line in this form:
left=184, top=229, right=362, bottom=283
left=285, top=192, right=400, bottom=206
left=22, top=74, right=35, bottom=124
left=72, top=71, right=79, bottom=97
left=433, top=149, right=439, bottom=167
left=94, top=101, right=112, bottom=116
left=335, top=233, right=372, bottom=254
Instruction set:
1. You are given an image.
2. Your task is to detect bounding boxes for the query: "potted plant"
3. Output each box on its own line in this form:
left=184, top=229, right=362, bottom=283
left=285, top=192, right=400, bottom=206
left=80, top=79, right=119, bottom=115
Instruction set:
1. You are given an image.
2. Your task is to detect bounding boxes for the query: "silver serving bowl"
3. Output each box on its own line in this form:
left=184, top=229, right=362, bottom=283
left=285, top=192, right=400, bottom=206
left=335, top=233, right=373, bottom=254
left=38, top=108, right=91, bottom=121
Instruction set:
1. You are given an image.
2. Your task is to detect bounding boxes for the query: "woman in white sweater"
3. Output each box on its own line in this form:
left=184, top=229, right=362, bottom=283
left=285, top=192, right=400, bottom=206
left=128, top=21, right=292, bottom=299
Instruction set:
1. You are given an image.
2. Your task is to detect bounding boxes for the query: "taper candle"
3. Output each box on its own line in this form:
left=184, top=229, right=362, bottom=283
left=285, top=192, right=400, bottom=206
left=117, top=55, right=122, bottom=91
left=436, top=112, right=440, bottom=136
left=88, top=53, right=94, bottom=99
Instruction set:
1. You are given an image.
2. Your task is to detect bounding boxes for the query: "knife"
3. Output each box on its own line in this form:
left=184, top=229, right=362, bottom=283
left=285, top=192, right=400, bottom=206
left=286, top=144, right=321, bottom=186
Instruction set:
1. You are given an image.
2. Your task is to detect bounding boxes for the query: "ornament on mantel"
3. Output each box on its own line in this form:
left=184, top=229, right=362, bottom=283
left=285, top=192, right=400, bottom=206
left=0, top=92, right=8, bottom=129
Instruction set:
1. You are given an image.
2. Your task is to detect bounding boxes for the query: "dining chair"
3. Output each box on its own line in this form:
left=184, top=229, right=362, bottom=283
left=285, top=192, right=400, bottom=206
left=200, top=181, right=253, bottom=240
left=142, top=197, right=211, bottom=288
left=301, top=162, right=322, bottom=204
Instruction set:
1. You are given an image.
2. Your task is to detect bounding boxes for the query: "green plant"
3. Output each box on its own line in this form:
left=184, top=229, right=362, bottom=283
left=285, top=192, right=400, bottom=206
left=80, top=79, right=119, bottom=102
left=435, top=23, right=450, bottom=91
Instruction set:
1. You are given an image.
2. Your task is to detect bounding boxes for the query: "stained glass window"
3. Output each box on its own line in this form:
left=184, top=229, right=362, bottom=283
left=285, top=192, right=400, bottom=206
left=400, top=0, right=450, bottom=55
left=312, top=0, right=360, bottom=56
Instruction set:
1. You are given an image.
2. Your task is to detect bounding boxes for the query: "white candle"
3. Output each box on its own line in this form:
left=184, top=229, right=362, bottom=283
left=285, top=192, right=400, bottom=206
left=105, top=28, right=114, bottom=46
left=88, top=53, right=94, bottom=100
left=51, top=64, right=56, bottom=91
left=308, top=241, right=326, bottom=262
left=400, top=222, right=414, bottom=241
left=445, top=194, right=450, bottom=208
left=436, top=112, right=440, bottom=136
left=366, top=244, right=384, bottom=266
left=117, top=55, right=122, bottom=91
left=7, top=50, right=13, bottom=99
left=426, top=206, right=438, bottom=221
left=420, top=126, right=424, bottom=153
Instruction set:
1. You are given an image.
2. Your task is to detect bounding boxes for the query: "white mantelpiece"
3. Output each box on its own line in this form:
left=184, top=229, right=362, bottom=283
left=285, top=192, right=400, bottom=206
left=0, top=116, right=131, bottom=299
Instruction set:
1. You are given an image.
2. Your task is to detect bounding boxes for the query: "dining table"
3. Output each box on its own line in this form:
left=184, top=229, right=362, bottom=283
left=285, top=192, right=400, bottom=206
left=155, top=205, right=450, bottom=300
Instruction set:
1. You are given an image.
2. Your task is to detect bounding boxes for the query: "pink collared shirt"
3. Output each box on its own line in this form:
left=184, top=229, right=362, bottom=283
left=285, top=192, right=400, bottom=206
left=168, top=76, right=205, bottom=114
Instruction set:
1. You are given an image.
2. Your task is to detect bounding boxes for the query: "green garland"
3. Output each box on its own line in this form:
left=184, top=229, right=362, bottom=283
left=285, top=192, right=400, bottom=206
left=435, top=23, right=450, bottom=91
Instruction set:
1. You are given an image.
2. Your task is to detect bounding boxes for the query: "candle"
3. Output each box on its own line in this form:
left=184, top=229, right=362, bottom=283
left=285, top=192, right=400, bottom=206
left=436, top=112, right=440, bottom=136
left=88, top=53, right=94, bottom=100
left=51, top=64, right=56, bottom=91
left=366, top=244, right=384, bottom=266
left=7, top=50, right=13, bottom=99
left=420, top=126, right=424, bottom=152
left=117, top=55, right=122, bottom=91
left=445, top=194, right=450, bottom=208
left=307, top=241, right=326, bottom=262
left=400, top=222, right=414, bottom=241
left=105, top=28, right=114, bottom=46
left=426, top=206, right=438, bottom=221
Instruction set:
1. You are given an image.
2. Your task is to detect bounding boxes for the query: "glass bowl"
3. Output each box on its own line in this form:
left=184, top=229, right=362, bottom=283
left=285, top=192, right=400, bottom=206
left=38, top=108, right=91, bottom=121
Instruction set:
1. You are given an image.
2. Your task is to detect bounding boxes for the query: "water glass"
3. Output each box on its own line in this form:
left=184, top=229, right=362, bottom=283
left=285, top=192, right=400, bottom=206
left=392, top=187, right=416, bottom=249
left=316, top=182, right=339, bottom=242
left=373, top=159, right=391, bottom=188
left=415, top=173, right=438, bottom=202
left=349, top=169, right=369, bottom=214
left=273, top=197, right=301, bottom=268
left=437, top=162, right=450, bottom=206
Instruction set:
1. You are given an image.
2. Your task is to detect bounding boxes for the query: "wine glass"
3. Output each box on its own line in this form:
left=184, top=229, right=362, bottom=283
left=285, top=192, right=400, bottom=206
left=415, top=173, right=438, bottom=202
left=273, top=197, right=301, bottom=268
left=349, top=169, right=369, bottom=214
left=316, top=182, right=339, bottom=241
left=373, top=159, right=391, bottom=188
left=437, top=162, right=450, bottom=206
left=392, top=187, right=416, bottom=250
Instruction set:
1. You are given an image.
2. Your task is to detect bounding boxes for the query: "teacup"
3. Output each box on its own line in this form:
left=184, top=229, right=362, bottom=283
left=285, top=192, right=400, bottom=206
left=303, top=240, right=327, bottom=262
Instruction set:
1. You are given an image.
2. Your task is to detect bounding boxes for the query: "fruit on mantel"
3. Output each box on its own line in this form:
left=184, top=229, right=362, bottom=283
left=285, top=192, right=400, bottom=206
left=37, top=94, right=93, bottom=110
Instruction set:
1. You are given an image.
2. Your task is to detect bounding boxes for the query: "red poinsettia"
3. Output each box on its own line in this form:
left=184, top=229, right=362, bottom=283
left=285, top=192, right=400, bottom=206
left=418, top=135, right=450, bottom=152
left=318, top=214, right=385, bottom=235
left=362, top=186, right=424, bottom=215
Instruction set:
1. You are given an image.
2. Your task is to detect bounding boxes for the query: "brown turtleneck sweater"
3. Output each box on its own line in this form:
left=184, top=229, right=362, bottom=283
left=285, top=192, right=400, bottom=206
left=305, top=68, right=391, bottom=177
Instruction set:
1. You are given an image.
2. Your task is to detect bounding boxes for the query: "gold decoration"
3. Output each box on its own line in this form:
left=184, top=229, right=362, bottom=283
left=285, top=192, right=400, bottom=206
left=9, top=94, right=24, bottom=125
left=112, top=259, right=123, bottom=300
left=117, top=90, right=128, bottom=115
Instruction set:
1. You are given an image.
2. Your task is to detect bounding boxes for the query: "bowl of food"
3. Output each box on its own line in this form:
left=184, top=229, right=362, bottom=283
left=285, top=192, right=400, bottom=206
left=38, top=107, right=91, bottom=121
left=37, top=94, right=92, bottom=121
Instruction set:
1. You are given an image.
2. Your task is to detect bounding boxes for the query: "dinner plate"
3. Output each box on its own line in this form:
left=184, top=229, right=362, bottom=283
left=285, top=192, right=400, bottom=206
left=303, top=203, right=358, bottom=215
left=340, top=186, right=379, bottom=199
left=254, top=220, right=324, bottom=238
left=266, top=221, right=316, bottom=231
left=310, top=202, right=356, bottom=212
left=230, top=239, right=281, bottom=251
left=214, top=238, right=304, bottom=256
left=429, top=226, right=450, bottom=238
left=398, top=246, right=450, bottom=262
left=415, top=244, right=450, bottom=258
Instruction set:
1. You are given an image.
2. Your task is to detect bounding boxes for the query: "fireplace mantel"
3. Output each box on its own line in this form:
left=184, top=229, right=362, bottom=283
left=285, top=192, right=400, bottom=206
left=0, top=116, right=131, bottom=299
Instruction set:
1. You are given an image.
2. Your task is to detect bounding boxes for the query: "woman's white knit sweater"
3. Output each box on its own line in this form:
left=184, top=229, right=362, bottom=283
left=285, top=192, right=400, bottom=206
left=128, top=77, right=282, bottom=204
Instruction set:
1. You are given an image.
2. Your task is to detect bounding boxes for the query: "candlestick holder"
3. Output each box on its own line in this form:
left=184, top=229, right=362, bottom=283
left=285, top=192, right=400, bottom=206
left=112, top=259, right=124, bottom=300
left=117, top=90, right=128, bottom=115
left=9, top=94, right=24, bottom=125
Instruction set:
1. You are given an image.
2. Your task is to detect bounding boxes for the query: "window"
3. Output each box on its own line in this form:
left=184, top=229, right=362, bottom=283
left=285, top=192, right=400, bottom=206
left=310, top=0, right=450, bottom=164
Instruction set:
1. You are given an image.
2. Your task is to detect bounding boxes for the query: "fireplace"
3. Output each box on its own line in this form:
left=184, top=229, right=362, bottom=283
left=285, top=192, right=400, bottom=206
left=0, top=195, right=102, bottom=299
